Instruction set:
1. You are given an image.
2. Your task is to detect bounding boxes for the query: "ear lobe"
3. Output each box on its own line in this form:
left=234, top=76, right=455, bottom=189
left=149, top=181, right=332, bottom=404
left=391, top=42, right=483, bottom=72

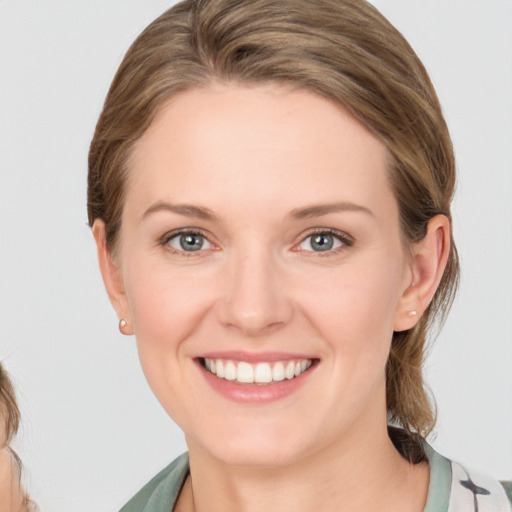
left=394, top=215, right=451, bottom=332
left=92, top=220, right=133, bottom=335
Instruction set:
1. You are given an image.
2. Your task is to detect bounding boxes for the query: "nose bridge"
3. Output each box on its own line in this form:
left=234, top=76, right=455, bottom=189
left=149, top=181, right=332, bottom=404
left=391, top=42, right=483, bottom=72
left=219, top=241, right=292, bottom=335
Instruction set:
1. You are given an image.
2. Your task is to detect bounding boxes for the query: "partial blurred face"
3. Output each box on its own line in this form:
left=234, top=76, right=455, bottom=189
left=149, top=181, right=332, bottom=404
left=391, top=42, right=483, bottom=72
left=0, top=447, right=25, bottom=512
left=110, top=84, right=414, bottom=466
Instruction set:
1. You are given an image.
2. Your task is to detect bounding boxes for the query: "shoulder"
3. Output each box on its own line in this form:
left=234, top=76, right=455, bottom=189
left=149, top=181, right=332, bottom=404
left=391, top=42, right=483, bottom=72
left=119, top=453, right=189, bottom=512
left=423, top=442, right=512, bottom=512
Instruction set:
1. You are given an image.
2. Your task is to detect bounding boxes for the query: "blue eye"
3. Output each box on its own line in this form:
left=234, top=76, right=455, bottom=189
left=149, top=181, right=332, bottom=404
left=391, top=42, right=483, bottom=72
left=299, top=232, right=345, bottom=252
left=167, top=232, right=212, bottom=252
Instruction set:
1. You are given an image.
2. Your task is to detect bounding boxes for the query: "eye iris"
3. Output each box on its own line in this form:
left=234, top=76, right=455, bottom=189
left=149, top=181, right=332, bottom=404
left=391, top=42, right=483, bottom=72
left=180, top=234, right=203, bottom=251
left=311, top=234, right=334, bottom=251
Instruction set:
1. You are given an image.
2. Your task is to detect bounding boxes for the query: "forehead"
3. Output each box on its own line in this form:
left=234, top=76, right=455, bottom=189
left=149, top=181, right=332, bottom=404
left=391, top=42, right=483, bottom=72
left=127, top=83, right=396, bottom=221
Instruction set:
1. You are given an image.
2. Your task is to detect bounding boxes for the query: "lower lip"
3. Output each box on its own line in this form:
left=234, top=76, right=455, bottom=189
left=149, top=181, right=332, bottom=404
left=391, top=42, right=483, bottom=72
left=197, top=360, right=317, bottom=404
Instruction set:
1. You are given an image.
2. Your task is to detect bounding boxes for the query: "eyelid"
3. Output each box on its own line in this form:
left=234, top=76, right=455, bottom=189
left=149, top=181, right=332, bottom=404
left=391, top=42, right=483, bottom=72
left=159, top=228, right=217, bottom=253
left=294, top=228, right=354, bottom=253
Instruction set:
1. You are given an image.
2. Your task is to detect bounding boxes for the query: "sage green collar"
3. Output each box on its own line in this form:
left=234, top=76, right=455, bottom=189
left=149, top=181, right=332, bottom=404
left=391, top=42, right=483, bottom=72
left=422, top=442, right=452, bottom=512
left=119, top=453, right=189, bottom=512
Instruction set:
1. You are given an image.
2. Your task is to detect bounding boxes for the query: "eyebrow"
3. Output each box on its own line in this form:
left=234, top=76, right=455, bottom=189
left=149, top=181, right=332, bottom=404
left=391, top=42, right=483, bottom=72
left=288, top=202, right=374, bottom=220
left=142, top=202, right=217, bottom=221
left=142, top=201, right=373, bottom=222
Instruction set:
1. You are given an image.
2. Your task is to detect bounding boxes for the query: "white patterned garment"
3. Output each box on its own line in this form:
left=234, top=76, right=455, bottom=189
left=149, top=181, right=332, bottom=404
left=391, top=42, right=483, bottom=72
left=447, top=461, right=511, bottom=512
left=423, top=442, right=512, bottom=512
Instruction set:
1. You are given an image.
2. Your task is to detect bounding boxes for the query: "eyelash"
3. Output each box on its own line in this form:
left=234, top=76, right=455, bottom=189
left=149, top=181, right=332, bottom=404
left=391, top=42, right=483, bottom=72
left=158, top=228, right=354, bottom=256
left=159, top=228, right=215, bottom=256
left=295, top=228, right=354, bottom=256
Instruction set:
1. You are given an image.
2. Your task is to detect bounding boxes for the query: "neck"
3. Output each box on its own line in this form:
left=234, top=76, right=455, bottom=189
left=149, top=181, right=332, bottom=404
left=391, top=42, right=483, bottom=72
left=177, top=423, right=429, bottom=512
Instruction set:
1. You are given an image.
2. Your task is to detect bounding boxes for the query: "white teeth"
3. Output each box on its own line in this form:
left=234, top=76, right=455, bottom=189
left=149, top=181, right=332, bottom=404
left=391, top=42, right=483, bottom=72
left=216, top=360, right=225, bottom=378
left=203, top=358, right=313, bottom=384
left=237, top=362, right=254, bottom=383
left=272, top=362, right=285, bottom=381
left=254, top=363, right=272, bottom=383
left=225, top=361, right=237, bottom=381
left=285, top=361, right=295, bottom=379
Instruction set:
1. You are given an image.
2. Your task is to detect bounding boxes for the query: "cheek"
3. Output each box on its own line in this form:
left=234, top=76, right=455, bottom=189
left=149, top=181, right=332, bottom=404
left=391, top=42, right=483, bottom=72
left=296, top=256, right=404, bottom=358
left=294, top=258, right=405, bottom=420
left=123, top=260, right=216, bottom=351
left=122, top=262, right=218, bottom=425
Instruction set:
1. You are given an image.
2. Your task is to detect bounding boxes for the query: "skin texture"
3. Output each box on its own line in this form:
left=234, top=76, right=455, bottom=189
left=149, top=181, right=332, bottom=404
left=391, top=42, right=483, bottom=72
left=94, top=84, right=450, bottom=512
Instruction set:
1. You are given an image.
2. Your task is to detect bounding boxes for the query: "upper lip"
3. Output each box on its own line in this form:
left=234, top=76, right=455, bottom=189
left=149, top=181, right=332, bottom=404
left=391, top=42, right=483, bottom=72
left=197, top=351, right=317, bottom=363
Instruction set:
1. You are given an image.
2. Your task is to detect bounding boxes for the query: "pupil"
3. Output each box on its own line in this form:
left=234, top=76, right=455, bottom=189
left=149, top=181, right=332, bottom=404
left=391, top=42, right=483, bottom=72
left=180, top=234, right=203, bottom=251
left=312, top=234, right=333, bottom=251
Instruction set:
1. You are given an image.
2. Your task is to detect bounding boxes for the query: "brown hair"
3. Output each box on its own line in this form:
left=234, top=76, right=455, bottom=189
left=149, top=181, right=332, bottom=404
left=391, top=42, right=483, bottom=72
left=88, top=0, right=459, bottom=442
left=0, top=363, right=36, bottom=511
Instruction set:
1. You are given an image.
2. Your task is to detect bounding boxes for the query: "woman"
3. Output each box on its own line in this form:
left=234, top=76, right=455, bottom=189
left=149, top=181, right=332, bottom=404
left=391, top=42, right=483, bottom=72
left=88, top=0, right=511, bottom=510
left=0, top=363, right=35, bottom=512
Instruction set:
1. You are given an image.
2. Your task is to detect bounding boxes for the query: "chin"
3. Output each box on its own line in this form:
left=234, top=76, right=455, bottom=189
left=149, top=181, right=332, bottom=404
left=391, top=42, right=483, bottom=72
left=187, top=420, right=314, bottom=469
left=213, top=441, right=307, bottom=469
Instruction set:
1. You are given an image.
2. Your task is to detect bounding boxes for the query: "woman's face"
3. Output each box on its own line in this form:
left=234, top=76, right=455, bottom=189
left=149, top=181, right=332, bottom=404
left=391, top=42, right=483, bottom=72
left=107, top=84, right=416, bottom=466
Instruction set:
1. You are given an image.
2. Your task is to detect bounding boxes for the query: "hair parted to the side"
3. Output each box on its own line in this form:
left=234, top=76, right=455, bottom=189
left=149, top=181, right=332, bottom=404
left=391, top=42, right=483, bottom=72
left=88, top=0, right=459, bottom=445
left=0, top=362, right=37, bottom=511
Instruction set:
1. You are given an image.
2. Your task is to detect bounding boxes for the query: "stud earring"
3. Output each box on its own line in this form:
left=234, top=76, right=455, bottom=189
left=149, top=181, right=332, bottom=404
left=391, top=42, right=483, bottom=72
left=408, top=310, right=417, bottom=317
left=119, top=319, right=128, bottom=333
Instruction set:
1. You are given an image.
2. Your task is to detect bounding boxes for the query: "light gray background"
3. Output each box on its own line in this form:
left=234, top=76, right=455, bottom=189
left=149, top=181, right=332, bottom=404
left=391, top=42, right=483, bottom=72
left=0, top=1, right=511, bottom=510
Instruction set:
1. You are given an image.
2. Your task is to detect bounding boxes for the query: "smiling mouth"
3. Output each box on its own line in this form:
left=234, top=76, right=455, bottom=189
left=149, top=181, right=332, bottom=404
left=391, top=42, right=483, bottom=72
left=200, top=357, right=314, bottom=385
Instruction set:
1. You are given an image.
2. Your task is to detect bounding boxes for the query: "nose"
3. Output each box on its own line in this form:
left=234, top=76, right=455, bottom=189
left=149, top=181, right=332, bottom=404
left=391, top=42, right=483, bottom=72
left=216, top=246, right=294, bottom=337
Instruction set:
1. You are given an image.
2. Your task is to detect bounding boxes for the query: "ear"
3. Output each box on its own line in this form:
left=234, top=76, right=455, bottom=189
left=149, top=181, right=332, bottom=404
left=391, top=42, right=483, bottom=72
left=92, top=219, right=133, bottom=335
left=394, top=214, right=451, bottom=332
